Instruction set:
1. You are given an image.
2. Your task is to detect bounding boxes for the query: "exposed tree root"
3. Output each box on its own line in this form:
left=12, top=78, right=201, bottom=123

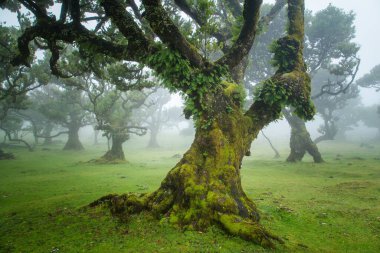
left=219, top=214, right=284, bottom=247
left=89, top=190, right=283, bottom=248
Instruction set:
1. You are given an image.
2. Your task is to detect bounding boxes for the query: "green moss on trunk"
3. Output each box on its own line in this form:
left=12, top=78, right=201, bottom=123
left=284, top=110, right=323, bottom=163
left=101, top=134, right=126, bottom=161
left=90, top=95, right=281, bottom=248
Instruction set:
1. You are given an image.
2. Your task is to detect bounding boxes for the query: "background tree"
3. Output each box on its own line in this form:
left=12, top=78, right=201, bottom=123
left=82, top=76, right=150, bottom=162
left=0, top=24, right=49, bottom=156
left=357, top=105, right=380, bottom=140
left=247, top=4, right=359, bottom=162
left=246, top=5, right=323, bottom=162
left=58, top=49, right=154, bottom=161
left=137, top=88, right=172, bottom=148
left=357, top=64, right=380, bottom=91
left=5, top=0, right=315, bottom=247
left=30, top=84, right=92, bottom=150
left=312, top=70, right=360, bottom=143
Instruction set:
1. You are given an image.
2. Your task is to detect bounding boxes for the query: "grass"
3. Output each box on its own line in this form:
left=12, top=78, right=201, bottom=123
left=0, top=136, right=379, bottom=253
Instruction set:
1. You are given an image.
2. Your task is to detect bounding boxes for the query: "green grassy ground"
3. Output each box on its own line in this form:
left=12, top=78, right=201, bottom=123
left=0, top=137, right=379, bottom=253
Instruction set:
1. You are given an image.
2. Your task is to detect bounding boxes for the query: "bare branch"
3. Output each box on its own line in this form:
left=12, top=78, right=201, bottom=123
left=257, top=0, right=286, bottom=32
left=312, top=58, right=360, bottom=99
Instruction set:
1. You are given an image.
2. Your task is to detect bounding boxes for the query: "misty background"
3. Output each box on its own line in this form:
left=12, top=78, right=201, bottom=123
left=1, top=0, right=379, bottom=153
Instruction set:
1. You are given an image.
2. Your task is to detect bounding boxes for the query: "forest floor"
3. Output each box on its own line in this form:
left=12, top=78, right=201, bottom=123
left=0, top=135, right=379, bottom=253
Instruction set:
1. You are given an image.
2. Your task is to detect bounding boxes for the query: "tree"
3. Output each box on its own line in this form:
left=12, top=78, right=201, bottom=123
left=82, top=76, right=150, bottom=162
left=29, top=84, right=92, bottom=150
left=247, top=4, right=359, bottom=162
left=357, top=64, right=380, bottom=91
left=0, top=24, right=49, bottom=156
left=5, top=0, right=315, bottom=247
left=356, top=105, right=380, bottom=139
left=312, top=70, right=359, bottom=143
left=246, top=4, right=323, bottom=162
left=355, top=65, right=380, bottom=139
left=58, top=50, right=153, bottom=160
left=307, top=5, right=360, bottom=144
left=137, top=88, right=172, bottom=148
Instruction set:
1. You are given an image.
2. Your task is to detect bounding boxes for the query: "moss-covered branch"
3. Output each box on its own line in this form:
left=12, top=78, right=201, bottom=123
left=246, top=0, right=315, bottom=126
left=100, top=0, right=156, bottom=59
left=142, top=0, right=205, bottom=68
left=216, top=0, right=263, bottom=70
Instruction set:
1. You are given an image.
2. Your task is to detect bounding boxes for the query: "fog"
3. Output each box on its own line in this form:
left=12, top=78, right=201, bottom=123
left=1, top=0, right=379, bottom=155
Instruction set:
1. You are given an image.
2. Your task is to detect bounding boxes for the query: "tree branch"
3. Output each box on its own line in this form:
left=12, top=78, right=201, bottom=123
left=36, top=131, right=69, bottom=139
left=225, top=0, right=242, bottom=17
left=257, top=0, right=286, bottom=32
left=216, top=0, right=263, bottom=70
left=100, top=0, right=155, bottom=60
left=11, top=22, right=147, bottom=68
left=311, top=58, right=360, bottom=99
left=142, top=0, right=205, bottom=68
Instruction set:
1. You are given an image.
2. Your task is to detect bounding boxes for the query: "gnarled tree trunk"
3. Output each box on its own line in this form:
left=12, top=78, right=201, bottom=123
left=283, top=109, right=323, bottom=163
left=63, top=125, right=84, bottom=150
left=314, top=117, right=337, bottom=144
left=91, top=90, right=284, bottom=247
left=101, top=133, right=128, bottom=161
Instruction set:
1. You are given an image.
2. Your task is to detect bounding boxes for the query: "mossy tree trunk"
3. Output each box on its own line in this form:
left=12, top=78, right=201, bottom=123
left=63, top=125, right=84, bottom=150
left=283, top=109, right=323, bottom=163
left=91, top=89, right=287, bottom=247
left=101, top=133, right=127, bottom=161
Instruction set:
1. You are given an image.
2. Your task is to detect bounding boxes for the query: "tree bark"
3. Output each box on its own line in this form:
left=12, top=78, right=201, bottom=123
left=283, top=110, right=323, bottom=163
left=63, top=125, right=84, bottom=150
left=101, top=133, right=126, bottom=161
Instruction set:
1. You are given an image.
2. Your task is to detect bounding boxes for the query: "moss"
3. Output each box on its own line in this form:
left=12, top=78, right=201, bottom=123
left=169, top=214, right=179, bottom=224
left=270, top=35, right=301, bottom=72
left=254, top=71, right=315, bottom=121
left=184, top=184, right=205, bottom=195
left=89, top=106, right=280, bottom=247
left=219, top=214, right=280, bottom=248
left=221, top=80, right=246, bottom=106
